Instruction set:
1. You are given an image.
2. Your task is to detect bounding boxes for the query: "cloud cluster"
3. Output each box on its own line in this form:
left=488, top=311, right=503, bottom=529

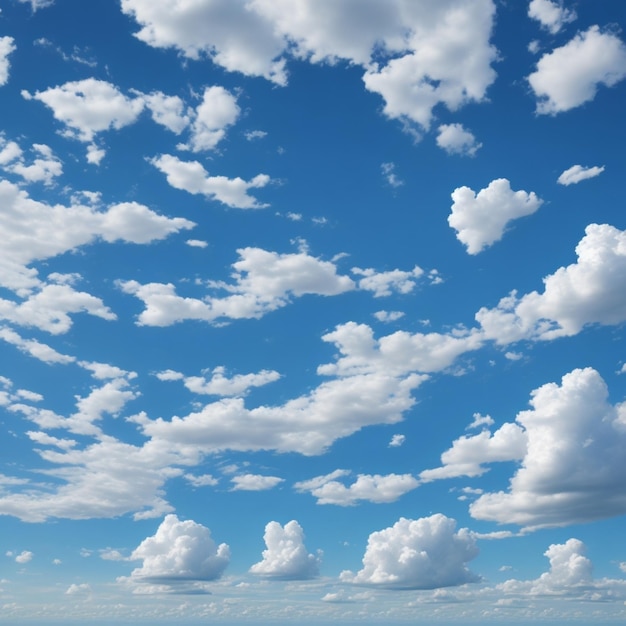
left=528, top=26, right=626, bottom=114
left=0, top=137, right=62, bottom=185
left=340, top=514, right=479, bottom=589
left=448, top=179, right=543, bottom=254
left=249, top=520, right=320, bottom=579
left=121, top=0, right=498, bottom=131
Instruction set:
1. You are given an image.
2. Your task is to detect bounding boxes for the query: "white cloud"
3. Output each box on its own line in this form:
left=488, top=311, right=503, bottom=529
left=528, top=26, right=626, bottom=114
left=15, top=550, right=33, bottom=564
left=129, top=515, right=230, bottom=583
left=373, top=310, right=405, bottom=323
left=133, top=370, right=427, bottom=456
left=184, top=473, right=219, bottom=488
left=231, top=474, right=284, bottom=491
left=340, top=514, right=479, bottom=589
left=476, top=224, right=626, bottom=342
left=23, top=78, right=145, bottom=142
left=249, top=520, right=320, bottom=579
left=352, top=266, right=424, bottom=297
left=0, top=326, right=75, bottom=364
left=245, top=130, right=267, bottom=141
left=182, top=86, right=240, bottom=151
left=448, top=179, right=543, bottom=254
left=186, top=239, right=208, bottom=248
left=120, top=245, right=354, bottom=326
left=419, top=422, right=527, bottom=482
left=467, top=412, right=494, bottom=430
left=17, top=0, right=55, bottom=10
left=65, top=583, right=91, bottom=595
left=496, top=538, right=626, bottom=600
left=436, top=124, right=481, bottom=156
left=150, top=154, right=271, bottom=209
left=557, top=164, right=605, bottom=186
left=0, top=136, right=62, bottom=185
left=122, top=0, right=498, bottom=130
left=381, top=162, right=403, bottom=188
left=0, top=37, right=16, bottom=86
left=469, top=367, right=626, bottom=529
left=140, top=91, right=190, bottom=134
left=528, top=0, right=576, bottom=34
left=318, top=321, right=483, bottom=377
left=121, top=0, right=288, bottom=85
left=162, top=365, right=281, bottom=397
left=294, top=471, right=418, bottom=506
left=389, top=434, right=405, bottom=447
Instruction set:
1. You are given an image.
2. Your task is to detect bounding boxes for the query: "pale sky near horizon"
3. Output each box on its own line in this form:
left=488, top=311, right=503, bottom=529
left=1, top=0, right=626, bottom=623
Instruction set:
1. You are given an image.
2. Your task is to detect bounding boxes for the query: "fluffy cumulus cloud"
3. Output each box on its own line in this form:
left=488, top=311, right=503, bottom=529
left=140, top=91, right=190, bottom=134
left=476, top=224, right=626, bottom=343
left=340, top=514, right=480, bottom=589
left=469, top=368, right=626, bottom=529
left=448, top=179, right=543, bottom=254
left=528, top=0, right=576, bottom=34
left=122, top=0, right=499, bottom=130
left=294, top=471, right=418, bottom=505
left=14, top=550, right=33, bottom=564
left=0, top=37, right=16, bottom=86
left=249, top=520, right=320, bottom=579
left=22, top=78, right=145, bottom=142
left=120, top=245, right=354, bottom=326
left=151, top=154, right=270, bottom=209
left=528, top=26, right=626, bottom=114
left=129, top=515, right=230, bottom=584
left=436, top=123, right=481, bottom=156
left=557, top=164, right=605, bottom=186
left=497, top=538, right=626, bottom=601
left=181, top=86, right=240, bottom=152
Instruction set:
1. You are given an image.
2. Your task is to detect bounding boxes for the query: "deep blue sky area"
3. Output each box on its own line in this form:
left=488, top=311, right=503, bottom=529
left=1, top=0, right=626, bottom=623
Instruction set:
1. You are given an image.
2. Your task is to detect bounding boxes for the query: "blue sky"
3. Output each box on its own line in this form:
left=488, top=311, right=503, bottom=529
left=1, top=0, right=626, bottom=623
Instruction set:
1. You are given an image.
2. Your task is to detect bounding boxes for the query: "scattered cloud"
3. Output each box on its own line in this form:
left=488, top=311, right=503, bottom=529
left=381, top=162, right=403, bottom=188
left=352, top=266, right=424, bottom=297
left=340, top=514, right=480, bottom=589
left=14, top=550, right=33, bottom=564
left=295, top=471, right=418, bottom=505
left=528, top=0, right=576, bottom=34
left=230, top=474, right=284, bottom=491
left=150, top=154, right=271, bottom=209
left=528, top=26, right=626, bottom=114
left=249, top=520, right=320, bottom=579
left=448, top=179, right=543, bottom=254
left=557, top=164, right=605, bottom=186
left=373, top=310, right=405, bottom=323
left=389, top=434, right=405, bottom=447
left=436, top=124, right=482, bottom=156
